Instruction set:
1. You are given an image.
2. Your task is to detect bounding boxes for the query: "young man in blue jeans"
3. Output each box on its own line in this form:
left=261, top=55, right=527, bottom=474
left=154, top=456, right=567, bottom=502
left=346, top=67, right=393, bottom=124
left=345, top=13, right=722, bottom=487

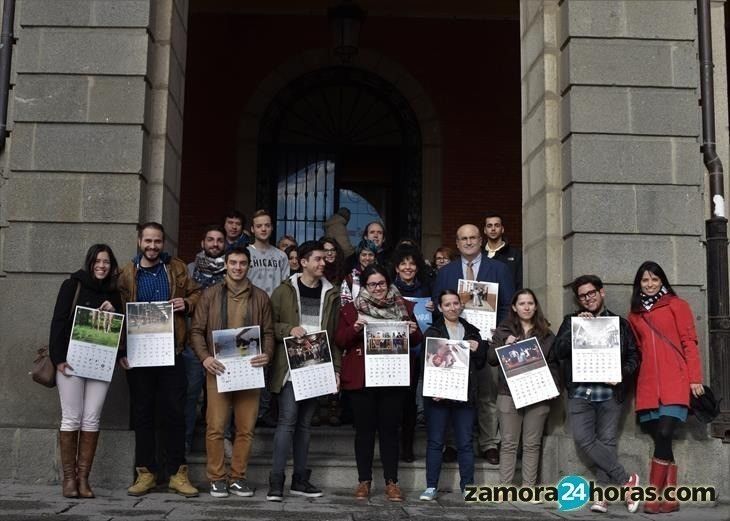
left=555, top=274, right=641, bottom=514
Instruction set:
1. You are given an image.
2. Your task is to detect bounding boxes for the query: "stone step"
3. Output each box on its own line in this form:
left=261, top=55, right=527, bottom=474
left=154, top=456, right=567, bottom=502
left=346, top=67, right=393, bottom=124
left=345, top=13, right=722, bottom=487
left=185, top=452, right=515, bottom=492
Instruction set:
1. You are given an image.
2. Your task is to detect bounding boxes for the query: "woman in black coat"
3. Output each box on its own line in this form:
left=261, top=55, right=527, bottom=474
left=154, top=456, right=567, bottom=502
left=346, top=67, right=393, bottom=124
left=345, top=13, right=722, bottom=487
left=49, top=244, right=122, bottom=499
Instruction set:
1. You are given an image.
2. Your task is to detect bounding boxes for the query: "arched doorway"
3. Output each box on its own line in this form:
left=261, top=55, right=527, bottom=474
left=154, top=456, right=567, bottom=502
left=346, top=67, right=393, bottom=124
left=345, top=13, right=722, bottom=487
left=256, top=66, right=422, bottom=247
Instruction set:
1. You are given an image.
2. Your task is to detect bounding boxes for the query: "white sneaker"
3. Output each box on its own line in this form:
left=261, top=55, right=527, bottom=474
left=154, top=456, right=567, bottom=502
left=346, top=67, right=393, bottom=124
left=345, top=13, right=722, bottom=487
left=590, top=500, right=608, bottom=513
left=419, top=487, right=437, bottom=501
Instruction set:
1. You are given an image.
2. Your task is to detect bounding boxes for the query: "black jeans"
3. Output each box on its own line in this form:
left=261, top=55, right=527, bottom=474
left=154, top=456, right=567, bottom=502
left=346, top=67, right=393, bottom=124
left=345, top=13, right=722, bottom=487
left=348, top=387, right=406, bottom=484
left=127, top=354, right=187, bottom=475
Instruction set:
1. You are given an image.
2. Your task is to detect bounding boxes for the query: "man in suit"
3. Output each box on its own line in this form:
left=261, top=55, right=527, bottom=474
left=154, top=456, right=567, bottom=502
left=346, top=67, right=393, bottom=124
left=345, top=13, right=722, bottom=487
left=432, top=224, right=515, bottom=465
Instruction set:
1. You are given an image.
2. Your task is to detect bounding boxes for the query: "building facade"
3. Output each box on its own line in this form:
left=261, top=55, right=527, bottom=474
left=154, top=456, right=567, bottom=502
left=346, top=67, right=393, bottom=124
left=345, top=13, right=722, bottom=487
left=0, top=0, right=728, bottom=495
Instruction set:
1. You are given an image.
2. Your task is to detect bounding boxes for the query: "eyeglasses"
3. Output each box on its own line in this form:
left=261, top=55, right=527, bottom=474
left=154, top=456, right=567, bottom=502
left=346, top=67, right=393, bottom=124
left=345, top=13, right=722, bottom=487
left=366, top=281, right=387, bottom=290
left=577, top=289, right=599, bottom=301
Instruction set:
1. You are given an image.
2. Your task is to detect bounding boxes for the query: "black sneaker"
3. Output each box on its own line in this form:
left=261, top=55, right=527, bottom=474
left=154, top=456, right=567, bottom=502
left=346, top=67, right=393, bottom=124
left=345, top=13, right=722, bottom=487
left=290, top=470, right=323, bottom=498
left=229, top=479, right=254, bottom=497
left=266, top=472, right=284, bottom=502
left=209, top=480, right=229, bottom=498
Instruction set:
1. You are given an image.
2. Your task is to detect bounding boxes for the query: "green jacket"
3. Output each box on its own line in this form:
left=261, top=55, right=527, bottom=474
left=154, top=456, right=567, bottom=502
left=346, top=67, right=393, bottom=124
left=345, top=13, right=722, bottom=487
left=269, top=274, right=341, bottom=393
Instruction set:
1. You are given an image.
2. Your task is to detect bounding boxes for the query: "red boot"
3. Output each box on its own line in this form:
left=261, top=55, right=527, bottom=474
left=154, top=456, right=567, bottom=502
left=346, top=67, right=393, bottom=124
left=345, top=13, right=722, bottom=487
left=644, top=458, right=669, bottom=514
left=659, top=462, right=680, bottom=513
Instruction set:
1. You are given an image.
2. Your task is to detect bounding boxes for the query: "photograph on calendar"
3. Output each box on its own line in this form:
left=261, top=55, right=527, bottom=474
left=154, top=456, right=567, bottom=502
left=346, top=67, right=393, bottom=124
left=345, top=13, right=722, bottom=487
left=126, top=301, right=174, bottom=335
left=284, top=330, right=333, bottom=371
left=70, top=306, right=125, bottom=349
left=495, top=337, right=548, bottom=379
left=424, top=338, right=470, bottom=369
left=457, top=279, right=498, bottom=312
left=571, top=316, right=620, bottom=350
left=213, top=325, right=261, bottom=360
left=364, top=321, right=409, bottom=355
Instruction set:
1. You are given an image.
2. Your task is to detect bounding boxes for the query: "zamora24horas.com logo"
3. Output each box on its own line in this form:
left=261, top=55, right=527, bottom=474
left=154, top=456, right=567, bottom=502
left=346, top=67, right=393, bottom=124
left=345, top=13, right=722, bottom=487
left=464, top=475, right=716, bottom=510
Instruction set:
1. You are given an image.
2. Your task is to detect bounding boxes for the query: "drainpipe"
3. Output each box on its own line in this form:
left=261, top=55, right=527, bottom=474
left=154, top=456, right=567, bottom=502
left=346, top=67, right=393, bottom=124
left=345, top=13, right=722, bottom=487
left=697, top=0, right=730, bottom=442
left=0, top=0, right=15, bottom=153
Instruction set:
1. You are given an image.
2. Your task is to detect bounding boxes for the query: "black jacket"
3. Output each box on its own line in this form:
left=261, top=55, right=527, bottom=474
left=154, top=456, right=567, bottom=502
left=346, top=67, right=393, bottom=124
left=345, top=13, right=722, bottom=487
left=488, top=320, right=560, bottom=398
left=554, top=308, right=640, bottom=403
left=423, top=317, right=487, bottom=407
left=49, top=270, right=123, bottom=365
left=488, top=241, right=523, bottom=290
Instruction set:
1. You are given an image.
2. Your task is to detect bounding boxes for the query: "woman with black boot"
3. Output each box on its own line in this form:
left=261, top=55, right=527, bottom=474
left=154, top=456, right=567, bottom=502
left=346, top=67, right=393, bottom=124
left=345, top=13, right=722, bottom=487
left=628, top=261, right=705, bottom=514
left=49, top=244, right=122, bottom=498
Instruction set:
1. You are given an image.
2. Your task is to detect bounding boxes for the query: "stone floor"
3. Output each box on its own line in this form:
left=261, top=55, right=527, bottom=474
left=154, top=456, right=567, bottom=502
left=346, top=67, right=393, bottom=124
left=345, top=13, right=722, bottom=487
left=0, top=482, right=727, bottom=521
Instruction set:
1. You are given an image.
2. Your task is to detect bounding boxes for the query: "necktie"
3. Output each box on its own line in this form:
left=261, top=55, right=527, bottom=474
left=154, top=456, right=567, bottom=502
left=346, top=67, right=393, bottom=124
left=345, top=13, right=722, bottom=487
left=466, top=261, right=475, bottom=281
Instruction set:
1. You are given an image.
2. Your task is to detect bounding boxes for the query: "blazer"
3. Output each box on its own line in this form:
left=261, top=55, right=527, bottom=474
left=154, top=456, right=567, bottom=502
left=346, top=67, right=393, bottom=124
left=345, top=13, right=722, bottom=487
left=432, top=253, right=515, bottom=323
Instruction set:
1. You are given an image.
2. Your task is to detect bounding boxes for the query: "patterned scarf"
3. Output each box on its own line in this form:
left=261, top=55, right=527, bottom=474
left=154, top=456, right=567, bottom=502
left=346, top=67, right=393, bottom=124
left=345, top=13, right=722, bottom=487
left=192, top=251, right=226, bottom=289
left=641, top=286, right=668, bottom=311
left=354, top=284, right=410, bottom=320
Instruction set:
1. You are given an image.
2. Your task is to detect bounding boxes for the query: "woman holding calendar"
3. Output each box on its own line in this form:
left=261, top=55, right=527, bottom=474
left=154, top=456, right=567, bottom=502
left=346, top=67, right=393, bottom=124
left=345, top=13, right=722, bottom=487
left=335, top=264, right=422, bottom=502
left=418, top=289, right=487, bottom=501
left=49, top=244, right=122, bottom=499
left=487, top=288, right=559, bottom=500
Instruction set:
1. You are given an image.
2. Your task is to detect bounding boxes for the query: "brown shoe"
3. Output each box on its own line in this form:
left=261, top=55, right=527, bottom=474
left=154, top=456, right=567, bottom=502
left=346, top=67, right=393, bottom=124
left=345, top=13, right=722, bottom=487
left=354, top=481, right=371, bottom=499
left=483, top=448, right=499, bottom=465
left=385, top=480, right=403, bottom=502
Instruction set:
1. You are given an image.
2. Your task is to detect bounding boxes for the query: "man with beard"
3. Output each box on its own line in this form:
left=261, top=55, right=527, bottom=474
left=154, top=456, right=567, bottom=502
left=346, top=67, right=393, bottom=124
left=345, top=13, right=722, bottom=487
left=118, top=222, right=202, bottom=497
left=182, top=225, right=227, bottom=453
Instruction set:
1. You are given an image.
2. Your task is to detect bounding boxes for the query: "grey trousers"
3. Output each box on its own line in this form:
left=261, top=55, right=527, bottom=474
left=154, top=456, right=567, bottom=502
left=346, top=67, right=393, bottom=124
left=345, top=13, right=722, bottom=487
left=567, top=396, right=630, bottom=486
left=496, top=394, right=550, bottom=486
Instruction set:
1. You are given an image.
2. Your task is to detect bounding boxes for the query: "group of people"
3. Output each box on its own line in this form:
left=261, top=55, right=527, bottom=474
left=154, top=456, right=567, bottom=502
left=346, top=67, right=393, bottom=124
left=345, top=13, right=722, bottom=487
left=49, top=208, right=704, bottom=515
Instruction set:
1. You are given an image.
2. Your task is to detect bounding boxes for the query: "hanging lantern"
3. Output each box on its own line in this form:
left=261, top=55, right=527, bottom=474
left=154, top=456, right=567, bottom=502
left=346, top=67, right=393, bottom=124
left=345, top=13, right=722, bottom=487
left=328, top=1, right=366, bottom=63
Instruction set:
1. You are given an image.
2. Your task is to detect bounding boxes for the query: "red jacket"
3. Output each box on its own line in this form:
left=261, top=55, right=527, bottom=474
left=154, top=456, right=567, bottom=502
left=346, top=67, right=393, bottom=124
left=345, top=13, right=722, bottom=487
left=628, top=295, right=703, bottom=411
left=335, top=300, right=423, bottom=390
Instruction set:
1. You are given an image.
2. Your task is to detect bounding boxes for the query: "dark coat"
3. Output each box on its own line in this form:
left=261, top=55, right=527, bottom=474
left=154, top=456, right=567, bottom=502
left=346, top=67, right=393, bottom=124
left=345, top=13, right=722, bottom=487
left=554, top=308, right=640, bottom=403
left=488, top=320, right=560, bottom=397
left=49, top=270, right=123, bottom=365
left=489, top=241, right=523, bottom=291
left=423, top=317, right=487, bottom=407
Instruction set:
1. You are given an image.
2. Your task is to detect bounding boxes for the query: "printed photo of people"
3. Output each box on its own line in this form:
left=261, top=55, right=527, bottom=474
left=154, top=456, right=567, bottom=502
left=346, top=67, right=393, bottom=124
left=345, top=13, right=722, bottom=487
left=126, top=302, right=173, bottom=336
left=457, top=279, right=498, bottom=312
left=424, top=338, right=469, bottom=369
left=212, top=325, right=261, bottom=359
left=364, top=322, right=409, bottom=355
left=495, top=337, right=547, bottom=379
left=571, top=317, right=620, bottom=350
left=284, top=330, right=333, bottom=370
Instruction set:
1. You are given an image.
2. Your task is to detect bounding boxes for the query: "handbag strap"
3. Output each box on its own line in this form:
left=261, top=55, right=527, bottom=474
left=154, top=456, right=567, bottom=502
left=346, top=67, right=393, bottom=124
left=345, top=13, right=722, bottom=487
left=68, top=281, right=81, bottom=321
left=640, top=313, right=685, bottom=362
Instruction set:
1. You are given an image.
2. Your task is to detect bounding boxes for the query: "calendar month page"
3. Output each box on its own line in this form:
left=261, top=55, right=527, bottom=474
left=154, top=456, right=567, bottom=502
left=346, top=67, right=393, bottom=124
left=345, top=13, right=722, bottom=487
left=496, top=337, right=559, bottom=409
left=126, top=302, right=175, bottom=368
left=458, top=279, right=498, bottom=340
left=422, top=337, right=470, bottom=401
left=364, top=320, right=410, bottom=388
left=213, top=325, right=264, bottom=393
left=284, top=330, right=337, bottom=401
left=571, top=316, right=622, bottom=383
left=66, top=306, right=124, bottom=382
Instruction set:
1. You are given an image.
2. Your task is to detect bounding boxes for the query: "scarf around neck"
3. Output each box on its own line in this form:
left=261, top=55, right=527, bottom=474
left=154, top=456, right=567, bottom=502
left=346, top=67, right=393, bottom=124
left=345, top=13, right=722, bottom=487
left=354, top=284, right=410, bottom=320
left=193, top=251, right=226, bottom=288
left=641, top=286, right=668, bottom=311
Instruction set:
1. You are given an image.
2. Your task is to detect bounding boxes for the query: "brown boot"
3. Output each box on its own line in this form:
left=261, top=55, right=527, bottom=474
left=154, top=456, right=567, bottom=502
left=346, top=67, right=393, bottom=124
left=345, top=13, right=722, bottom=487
left=659, top=462, right=680, bottom=513
left=77, top=431, right=99, bottom=498
left=59, top=431, right=79, bottom=498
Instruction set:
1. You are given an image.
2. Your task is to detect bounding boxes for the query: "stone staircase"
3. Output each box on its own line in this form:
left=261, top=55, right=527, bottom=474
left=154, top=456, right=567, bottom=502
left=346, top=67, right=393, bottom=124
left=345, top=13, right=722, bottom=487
left=185, top=424, right=516, bottom=492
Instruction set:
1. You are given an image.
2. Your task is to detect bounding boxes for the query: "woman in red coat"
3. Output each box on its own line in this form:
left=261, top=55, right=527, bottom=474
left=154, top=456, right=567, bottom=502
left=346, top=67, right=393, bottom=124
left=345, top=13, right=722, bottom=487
left=628, top=261, right=705, bottom=514
left=335, top=264, right=422, bottom=502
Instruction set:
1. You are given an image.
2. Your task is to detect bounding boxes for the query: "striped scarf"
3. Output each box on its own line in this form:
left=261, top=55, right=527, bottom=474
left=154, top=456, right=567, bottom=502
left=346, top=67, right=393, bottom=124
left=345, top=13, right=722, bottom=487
left=641, top=286, right=668, bottom=311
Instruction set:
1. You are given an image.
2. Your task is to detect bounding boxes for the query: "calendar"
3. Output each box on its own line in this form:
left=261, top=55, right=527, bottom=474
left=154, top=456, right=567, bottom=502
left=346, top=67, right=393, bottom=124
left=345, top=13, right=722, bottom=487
left=571, top=317, right=622, bottom=383
left=422, top=338, right=470, bottom=401
left=495, top=337, right=559, bottom=409
left=126, top=302, right=175, bottom=367
left=364, top=320, right=410, bottom=387
left=66, top=306, right=124, bottom=382
left=403, top=297, right=433, bottom=334
left=458, top=279, right=498, bottom=340
left=213, top=325, right=264, bottom=393
left=284, top=330, right=337, bottom=401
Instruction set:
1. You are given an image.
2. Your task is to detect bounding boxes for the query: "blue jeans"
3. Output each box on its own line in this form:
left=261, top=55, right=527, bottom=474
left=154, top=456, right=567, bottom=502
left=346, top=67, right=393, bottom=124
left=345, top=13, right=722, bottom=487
left=182, top=346, right=205, bottom=448
left=424, top=399, right=475, bottom=491
left=567, top=397, right=630, bottom=486
left=270, top=382, right=317, bottom=476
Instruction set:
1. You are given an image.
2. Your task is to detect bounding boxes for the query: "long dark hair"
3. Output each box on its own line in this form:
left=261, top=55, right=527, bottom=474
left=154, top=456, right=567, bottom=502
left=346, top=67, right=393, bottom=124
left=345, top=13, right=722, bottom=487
left=505, top=288, right=551, bottom=339
left=83, top=244, right=119, bottom=283
left=630, top=261, right=676, bottom=312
